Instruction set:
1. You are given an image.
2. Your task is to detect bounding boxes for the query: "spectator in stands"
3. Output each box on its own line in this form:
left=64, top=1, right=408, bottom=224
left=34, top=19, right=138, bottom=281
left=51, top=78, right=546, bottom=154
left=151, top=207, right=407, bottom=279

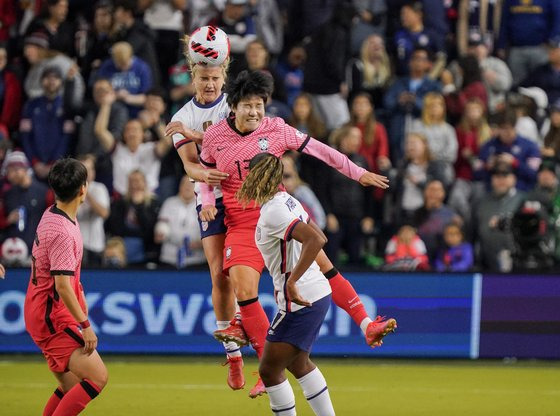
left=434, top=223, right=473, bottom=272
left=456, top=0, right=502, bottom=56
left=251, top=0, right=284, bottom=56
left=410, top=92, right=457, bottom=187
left=25, top=0, right=76, bottom=58
left=112, top=0, right=161, bottom=86
left=441, top=54, right=488, bottom=124
left=520, top=38, right=560, bottom=108
left=23, top=32, right=85, bottom=104
left=96, top=41, right=153, bottom=117
left=106, top=169, right=161, bottom=265
left=168, top=55, right=195, bottom=115
left=19, top=66, right=75, bottom=181
left=347, top=34, right=392, bottom=112
left=0, top=44, right=22, bottom=132
left=275, top=43, right=306, bottom=108
left=82, top=0, right=114, bottom=82
left=474, top=161, right=526, bottom=271
left=412, top=179, right=462, bottom=261
left=0, top=151, right=53, bottom=252
left=154, top=175, right=205, bottom=268
left=303, top=2, right=356, bottom=130
left=0, top=1, right=17, bottom=43
left=143, top=0, right=186, bottom=87
left=102, top=236, right=127, bottom=268
left=475, top=110, right=541, bottom=191
left=97, top=118, right=171, bottom=196
left=449, top=97, right=491, bottom=220
left=497, top=0, right=560, bottom=86
left=348, top=92, right=391, bottom=175
left=243, top=39, right=286, bottom=103
left=207, top=0, right=257, bottom=76
left=350, top=0, right=387, bottom=56
left=466, top=33, right=512, bottom=116
left=394, top=1, right=444, bottom=76
left=389, top=132, right=449, bottom=225
left=187, top=0, right=220, bottom=32
left=76, top=154, right=110, bottom=267
left=542, top=100, right=560, bottom=159
left=320, top=125, right=374, bottom=265
left=76, top=78, right=129, bottom=192
left=139, top=87, right=182, bottom=200
left=384, top=47, right=441, bottom=163
left=384, top=224, right=429, bottom=270
left=512, top=87, right=548, bottom=144
left=281, top=156, right=326, bottom=230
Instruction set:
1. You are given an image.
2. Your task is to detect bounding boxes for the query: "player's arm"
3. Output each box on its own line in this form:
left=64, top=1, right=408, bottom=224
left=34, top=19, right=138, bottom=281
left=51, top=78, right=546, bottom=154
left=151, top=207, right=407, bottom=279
left=54, top=275, right=97, bottom=355
left=175, top=140, right=228, bottom=185
left=0, top=263, right=5, bottom=278
left=286, top=221, right=327, bottom=307
left=165, top=121, right=204, bottom=144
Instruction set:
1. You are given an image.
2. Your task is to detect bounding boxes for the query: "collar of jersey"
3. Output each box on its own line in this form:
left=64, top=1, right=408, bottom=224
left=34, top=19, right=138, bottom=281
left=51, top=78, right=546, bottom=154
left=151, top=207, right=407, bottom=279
left=192, top=93, right=225, bottom=109
left=50, top=204, right=76, bottom=225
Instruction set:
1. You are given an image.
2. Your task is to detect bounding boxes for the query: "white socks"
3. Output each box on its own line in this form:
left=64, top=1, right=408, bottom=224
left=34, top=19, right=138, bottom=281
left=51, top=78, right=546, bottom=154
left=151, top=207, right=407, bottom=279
left=297, top=367, right=335, bottom=416
left=359, top=317, right=373, bottom=335
left=266, top=379, right=296, bottom=415
left=217, top=320, right=241, bottom=358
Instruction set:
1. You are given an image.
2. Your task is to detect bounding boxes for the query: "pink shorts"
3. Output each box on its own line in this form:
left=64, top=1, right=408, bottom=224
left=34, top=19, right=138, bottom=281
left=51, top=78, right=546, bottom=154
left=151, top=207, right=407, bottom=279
left=223, top=227, right=265, bottom=275
left=33, top=325, right=84, bottom=373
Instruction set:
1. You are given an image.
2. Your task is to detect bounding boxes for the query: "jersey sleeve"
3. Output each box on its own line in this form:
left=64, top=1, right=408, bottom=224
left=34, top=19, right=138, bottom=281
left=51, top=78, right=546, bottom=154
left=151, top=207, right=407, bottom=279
left=48, top=232, right=78, bottom=276
left=199, top=130, right=216, bottom=167
left=171, top=108, right=195, bottom=149
left=279, top=118, right=310, bottom=151
left=263, top=201, right=302, bottom=241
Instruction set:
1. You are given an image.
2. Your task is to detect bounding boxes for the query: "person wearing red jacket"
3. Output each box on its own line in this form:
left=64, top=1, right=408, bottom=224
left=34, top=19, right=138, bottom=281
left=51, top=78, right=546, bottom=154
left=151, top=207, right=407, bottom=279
left=0, top=44, right=22, bottom=132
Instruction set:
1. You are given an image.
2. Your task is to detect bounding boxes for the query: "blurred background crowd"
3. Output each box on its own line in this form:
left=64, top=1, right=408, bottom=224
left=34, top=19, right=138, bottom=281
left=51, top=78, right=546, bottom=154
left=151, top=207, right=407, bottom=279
left=0, top=0, right=559, bottom=273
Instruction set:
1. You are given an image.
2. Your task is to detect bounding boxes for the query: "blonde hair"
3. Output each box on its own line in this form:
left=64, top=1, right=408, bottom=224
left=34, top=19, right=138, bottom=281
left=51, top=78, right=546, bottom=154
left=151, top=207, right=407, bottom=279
left=236, top=154, right=283, bottom=206
left=406, top=132, right=432, bottom=162
left=181, top=34, right=230, bottom=80
left=459, top=97, right=492, bottom=145
left=111, top=41, right=133, bottom=67
left=421, top=93, right=446, bottom=125
left=359, top=34, right=391, bottom=87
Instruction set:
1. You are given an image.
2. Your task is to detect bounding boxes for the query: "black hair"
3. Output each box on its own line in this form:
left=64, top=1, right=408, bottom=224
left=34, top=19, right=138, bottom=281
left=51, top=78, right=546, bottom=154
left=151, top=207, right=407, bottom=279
left=249, top=152, right=275, bottom=169
left=114, top=0, right=136, bottom=13
left=411, top=46, right=433, bottom=62
left=226, top=70, right=274, bottom=109
left=146, top=86, right=168, bottom=101
left=459, top=54, right=482, bottom=88
left=495, top=109, right=518, bottom=128
left=48, top=158, right=88, bottom=202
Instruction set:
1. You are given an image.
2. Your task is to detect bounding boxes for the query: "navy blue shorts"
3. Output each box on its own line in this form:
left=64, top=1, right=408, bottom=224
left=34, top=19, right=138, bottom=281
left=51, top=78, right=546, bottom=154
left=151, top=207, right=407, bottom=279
left=197, top=197, right=227, bottom=238
left=266, top=294, right=331, bottom=352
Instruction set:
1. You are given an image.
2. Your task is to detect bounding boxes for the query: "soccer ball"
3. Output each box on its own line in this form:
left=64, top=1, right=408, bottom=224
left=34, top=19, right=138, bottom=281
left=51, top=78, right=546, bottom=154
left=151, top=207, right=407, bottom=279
left=188, top=26, right=230, bottom=66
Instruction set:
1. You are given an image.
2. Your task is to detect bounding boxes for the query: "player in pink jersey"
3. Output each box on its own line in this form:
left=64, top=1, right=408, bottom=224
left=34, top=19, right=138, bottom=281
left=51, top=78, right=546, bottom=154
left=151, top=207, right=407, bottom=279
left=24, top=158, right=107, bottom=416
left=199, top=70, right=397, bottom=398
left=164, top=39, right=245, bottom=391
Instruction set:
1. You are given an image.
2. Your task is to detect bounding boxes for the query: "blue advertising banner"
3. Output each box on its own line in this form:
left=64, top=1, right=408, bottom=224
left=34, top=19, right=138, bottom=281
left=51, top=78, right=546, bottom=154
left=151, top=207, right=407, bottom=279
left=0, top=269, right=479, bottom=358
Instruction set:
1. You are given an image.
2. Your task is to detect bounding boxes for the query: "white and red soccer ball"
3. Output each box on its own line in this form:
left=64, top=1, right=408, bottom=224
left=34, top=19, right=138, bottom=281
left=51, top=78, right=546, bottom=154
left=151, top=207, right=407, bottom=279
left=188, top=26, right=230, bottom=66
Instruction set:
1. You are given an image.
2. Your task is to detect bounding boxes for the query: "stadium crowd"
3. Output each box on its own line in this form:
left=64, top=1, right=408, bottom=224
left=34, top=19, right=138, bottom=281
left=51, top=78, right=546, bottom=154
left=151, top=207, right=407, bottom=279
left=0, top=0, right=560, bottom=273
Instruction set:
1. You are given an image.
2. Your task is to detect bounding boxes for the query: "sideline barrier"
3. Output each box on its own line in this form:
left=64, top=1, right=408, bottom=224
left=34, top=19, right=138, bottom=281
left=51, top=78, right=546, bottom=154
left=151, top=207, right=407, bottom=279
left=1, top=269, right=558, bottom=359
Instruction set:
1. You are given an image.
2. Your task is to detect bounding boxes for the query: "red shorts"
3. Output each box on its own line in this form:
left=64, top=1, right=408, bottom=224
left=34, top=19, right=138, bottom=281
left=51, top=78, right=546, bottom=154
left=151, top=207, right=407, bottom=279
left=33, top=325, right=84, bottom=373
left=223, top=227, right=265, bottom=275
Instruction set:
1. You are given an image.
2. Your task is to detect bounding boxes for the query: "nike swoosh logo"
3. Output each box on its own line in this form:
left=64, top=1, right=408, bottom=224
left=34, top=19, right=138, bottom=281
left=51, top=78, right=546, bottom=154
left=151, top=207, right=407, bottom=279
left=217, top=146, right=225, bottom=151
left=348, top=296, right=359, bottom=304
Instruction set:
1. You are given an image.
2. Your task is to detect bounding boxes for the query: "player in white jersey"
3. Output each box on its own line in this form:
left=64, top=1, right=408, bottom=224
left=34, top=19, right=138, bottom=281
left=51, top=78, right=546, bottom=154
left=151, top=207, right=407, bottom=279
left=237, top=152, right=336, bottom=416
left=164, top=38, right=245, bottom=390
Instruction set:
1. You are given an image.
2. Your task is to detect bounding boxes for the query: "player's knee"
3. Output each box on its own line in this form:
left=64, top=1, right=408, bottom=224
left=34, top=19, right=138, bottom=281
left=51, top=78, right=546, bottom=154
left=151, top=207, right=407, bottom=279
left=92, top=368, right=109, bottom=390
left=258, top=362, right=278, bottom=386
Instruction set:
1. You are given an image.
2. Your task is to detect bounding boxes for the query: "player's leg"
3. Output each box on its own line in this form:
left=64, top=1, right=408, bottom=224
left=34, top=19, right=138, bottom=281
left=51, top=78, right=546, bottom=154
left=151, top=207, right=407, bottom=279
left=43, top=372, right=80, bottom=416
left=315, top=249, right=397, bottom=347
left=52, top=349, right=108, bottom=416
left=259, top=341, right=299, bottom=414
left=202, top=232, right=245, bottom=390
left=288, top=352, right=335, bottom=416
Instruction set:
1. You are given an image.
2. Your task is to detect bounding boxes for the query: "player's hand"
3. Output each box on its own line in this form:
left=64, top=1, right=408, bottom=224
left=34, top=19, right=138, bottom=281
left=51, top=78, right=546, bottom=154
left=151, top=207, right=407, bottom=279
left=199, top=205, right=217, bottom=222
left=202, top=169, right=229, bottom=186
left=286, top=279, right=312, bottom=307
left=164, top=121, right=204, bottom=144
left=359, top=171, right=389, bottom=189
left=82, top=327, right=97, bottom=355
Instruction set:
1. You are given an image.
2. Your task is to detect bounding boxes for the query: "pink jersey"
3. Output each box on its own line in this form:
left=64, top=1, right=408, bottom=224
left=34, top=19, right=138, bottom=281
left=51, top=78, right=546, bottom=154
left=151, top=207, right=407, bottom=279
left=199, top=116, right=367, bottom=228
left=24, top=205, right=84, bottom=341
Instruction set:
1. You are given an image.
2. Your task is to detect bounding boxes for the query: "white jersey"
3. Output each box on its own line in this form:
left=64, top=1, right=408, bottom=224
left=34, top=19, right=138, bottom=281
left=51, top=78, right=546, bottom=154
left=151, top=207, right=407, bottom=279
left=171, top=93, right=229, bottom=204
left=256, top=192, right=331, bottom=312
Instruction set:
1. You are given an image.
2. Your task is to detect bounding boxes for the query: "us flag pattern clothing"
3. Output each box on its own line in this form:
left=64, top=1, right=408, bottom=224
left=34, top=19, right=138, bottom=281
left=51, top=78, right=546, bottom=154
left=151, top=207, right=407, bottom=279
left=24, top=205, right=84, bottom=342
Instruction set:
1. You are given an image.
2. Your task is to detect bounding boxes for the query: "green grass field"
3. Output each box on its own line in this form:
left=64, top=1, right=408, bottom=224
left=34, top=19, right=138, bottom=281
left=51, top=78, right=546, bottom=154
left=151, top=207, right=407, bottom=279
left=1, top=355, right=559, bottom=415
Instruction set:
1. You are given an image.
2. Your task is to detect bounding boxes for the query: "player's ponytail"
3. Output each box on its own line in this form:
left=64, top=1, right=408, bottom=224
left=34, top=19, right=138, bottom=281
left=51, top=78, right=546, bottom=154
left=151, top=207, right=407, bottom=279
left=236, top=153, right=283, bottom=207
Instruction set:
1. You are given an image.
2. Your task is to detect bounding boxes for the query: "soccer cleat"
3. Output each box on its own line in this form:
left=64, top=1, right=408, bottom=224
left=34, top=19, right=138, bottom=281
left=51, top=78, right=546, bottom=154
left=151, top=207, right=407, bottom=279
left=365, top=315, right=397, bottom=348
left=248, top=377, right=266, bottom=399
left=214, top=315, right=250, bottom=346
left=224, top=356, right=245, bottom=390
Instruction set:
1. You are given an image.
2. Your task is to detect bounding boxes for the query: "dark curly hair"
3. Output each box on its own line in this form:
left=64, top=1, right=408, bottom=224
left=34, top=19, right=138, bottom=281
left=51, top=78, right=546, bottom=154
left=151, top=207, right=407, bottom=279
left=226, top=70, right=274, bottom=109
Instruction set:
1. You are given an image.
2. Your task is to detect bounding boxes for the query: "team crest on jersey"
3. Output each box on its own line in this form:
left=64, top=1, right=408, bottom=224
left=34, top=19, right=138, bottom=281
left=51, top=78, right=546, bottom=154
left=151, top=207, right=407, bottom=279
left=226, top=246, right=232, bottom=259
left=256, top=226, right=261, bottom=241
left=295, top=129, right=304, bottom=139
left=202, top=221, right=208, bottom=231
left=258, top=137, right=269, bottom=151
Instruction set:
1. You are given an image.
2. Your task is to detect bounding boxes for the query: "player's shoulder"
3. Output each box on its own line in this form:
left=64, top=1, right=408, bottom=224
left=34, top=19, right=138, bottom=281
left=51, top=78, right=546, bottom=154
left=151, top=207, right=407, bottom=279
left=171, top=100, right=194, bottom=122
left=263, top=116, right=287, bottom=130
left=38, top=206, right=76, bottom=239
left=261, top=192, right=293, bottom=218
